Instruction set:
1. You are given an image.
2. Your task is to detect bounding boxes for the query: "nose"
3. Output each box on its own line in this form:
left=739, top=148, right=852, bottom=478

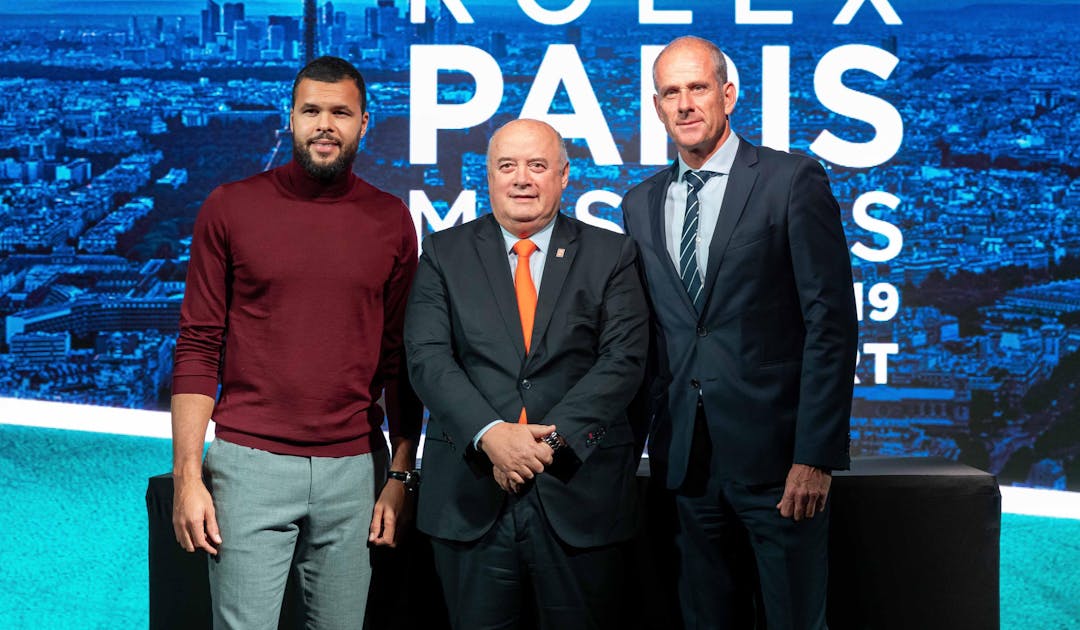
left=677, top=88, right=693, bottom=113
left=315, top=111, right=335, bottom=132
left=512, top=164, right=530, bottom=186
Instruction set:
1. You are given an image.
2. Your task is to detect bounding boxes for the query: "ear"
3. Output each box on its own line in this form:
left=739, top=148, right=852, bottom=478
left=723, top=81, right=737, bottom=115
left=560, top=160, right=569, bottom=189
left=359, top=111, right=371, bottom=139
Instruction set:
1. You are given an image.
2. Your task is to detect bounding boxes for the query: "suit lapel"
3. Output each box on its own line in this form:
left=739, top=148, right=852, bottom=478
left=475, top=214, right=527, bottom=361
left=700, top=139, right=759, bottom=311
left=648, top=163, right=698, bottom=315
left=528, top=213, right=577, bottom=364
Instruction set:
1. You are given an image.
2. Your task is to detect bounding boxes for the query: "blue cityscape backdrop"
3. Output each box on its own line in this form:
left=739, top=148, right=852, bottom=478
left=0, top=1, right=1078, bottom=489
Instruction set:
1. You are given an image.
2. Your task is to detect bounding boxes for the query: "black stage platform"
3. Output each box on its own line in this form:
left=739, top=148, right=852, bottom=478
left=147, top=456, right=1000, bottom=630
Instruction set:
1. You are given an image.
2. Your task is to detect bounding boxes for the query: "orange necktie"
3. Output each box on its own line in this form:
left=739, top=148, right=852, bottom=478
left=513, top=239, right=538, bottom=424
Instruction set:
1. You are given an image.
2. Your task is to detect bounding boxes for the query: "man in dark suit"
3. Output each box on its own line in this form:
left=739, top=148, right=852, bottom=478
left=405, top=118, right=649, bottom=629
left=621, top=37, right=859, bottom=629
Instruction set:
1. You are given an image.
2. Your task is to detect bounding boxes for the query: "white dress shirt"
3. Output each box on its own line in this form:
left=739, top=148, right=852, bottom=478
left=664, top=133, right=741, bottom=280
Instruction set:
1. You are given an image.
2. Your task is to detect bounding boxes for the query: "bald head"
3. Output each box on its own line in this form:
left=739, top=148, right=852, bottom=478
left=651, top=36, right=737, bottom=169
left=486, top=119, right=570, bottom=237
left=487, top=119, right=568, bottom=168
left=653, top=36, right=728, bottom=93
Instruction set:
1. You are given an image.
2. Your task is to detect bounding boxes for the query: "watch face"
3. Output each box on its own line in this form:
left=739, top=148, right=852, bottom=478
left=390, top=470, right=420, bottom=490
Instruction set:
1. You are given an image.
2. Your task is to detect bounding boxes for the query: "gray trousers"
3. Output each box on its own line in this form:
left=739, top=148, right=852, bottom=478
left=204, top=437, right=387, bottom=630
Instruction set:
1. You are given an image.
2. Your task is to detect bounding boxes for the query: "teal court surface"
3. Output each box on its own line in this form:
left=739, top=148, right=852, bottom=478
left=2, top=412, right=1079, bottom=629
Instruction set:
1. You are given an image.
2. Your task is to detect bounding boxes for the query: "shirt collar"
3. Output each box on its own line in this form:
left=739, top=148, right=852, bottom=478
left=677, top=132, right=740, bottom=181
left=501, top=214, right=557, bottom=255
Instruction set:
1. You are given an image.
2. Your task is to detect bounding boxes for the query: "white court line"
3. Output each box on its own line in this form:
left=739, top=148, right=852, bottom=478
left=999, top=486, right=1080, bottom=521
left=0, top=396, right=182, bottom=439
left=0, top=397, right=1076, bottom=519
left=0, top=396, right=422, bottom=455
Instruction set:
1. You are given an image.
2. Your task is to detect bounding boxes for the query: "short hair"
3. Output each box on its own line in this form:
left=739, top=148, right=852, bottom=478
left=292, top=56, right=367, bottom=112
left=653, top=36, right=728, bottom=92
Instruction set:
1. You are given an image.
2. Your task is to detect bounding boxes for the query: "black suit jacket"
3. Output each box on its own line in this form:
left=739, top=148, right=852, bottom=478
left=622, top=137, right=858, bottom=489
left=405, top=212, right=648, bottom=548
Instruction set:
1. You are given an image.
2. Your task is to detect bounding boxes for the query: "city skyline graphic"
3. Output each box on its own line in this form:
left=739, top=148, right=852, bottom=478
left=1, top=1, right=1078, bottom=488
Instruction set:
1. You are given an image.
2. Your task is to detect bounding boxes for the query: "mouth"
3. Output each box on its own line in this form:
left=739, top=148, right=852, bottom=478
left=308, top=138, right=340, bottom=157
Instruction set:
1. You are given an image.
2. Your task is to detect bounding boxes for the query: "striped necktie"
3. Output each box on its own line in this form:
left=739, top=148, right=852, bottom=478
left=680, top=170, right=718, bottom=311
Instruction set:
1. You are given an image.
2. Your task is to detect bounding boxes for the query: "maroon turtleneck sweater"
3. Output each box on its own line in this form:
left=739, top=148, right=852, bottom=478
left=173, top=159, right=420, bottom=456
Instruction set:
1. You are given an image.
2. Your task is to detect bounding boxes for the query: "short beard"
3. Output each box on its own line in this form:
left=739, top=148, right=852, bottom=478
left=294, top=133, right=360, bottom=182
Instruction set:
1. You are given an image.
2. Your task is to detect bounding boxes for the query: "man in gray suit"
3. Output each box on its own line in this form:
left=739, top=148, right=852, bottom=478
left=621, top=36, right=859, bottom=629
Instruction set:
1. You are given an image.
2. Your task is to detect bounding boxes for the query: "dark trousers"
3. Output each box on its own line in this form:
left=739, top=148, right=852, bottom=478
left=674, top=411, right=830, bottom=630
left=429, top=485, right=629, bottom=630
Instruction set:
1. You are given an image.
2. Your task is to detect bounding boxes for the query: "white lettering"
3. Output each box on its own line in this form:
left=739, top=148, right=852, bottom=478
left=517, top=0, right=591, bottom=25
left=861, top=342, right=899, bottom=384
left=735, top=0, right=792, bottom=24
left=640, top=45, right=667, bottom=166
left=410, top=0, right=475, bottom=24
left=638, top=0, right=691, bottom=24
left=521, top=45, right=621, bottom=165
left=810, top=44, right=902, bottom=168
left=574, top=190, right=624, bottom=233
left=851, top=191, right=903, bottom=263
left=833, top=0, right=902, bottom=25
left=409, top=190, right=477, bottom=245
left=409, top=45, right=503, bottom=164
left=854, top=281, right=900, bottom=321
left=761, top=45, right=790, bottom=152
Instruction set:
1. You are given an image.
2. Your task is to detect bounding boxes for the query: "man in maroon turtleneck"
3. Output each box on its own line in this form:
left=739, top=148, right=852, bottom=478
left=170, top=56, right=421, bottom=629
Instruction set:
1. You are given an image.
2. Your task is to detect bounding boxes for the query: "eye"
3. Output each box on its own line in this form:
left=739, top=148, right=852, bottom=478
left=498, top=162, right=515, bottom=172
left=692, top=84, right=708, bottom=93
left=528, top=161, right=546, bottom=172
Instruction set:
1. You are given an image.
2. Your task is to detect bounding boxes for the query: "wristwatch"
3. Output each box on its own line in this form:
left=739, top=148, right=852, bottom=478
left=388, top=469, right=421, bottom=492
left=541, top=430, right=567, bottom=455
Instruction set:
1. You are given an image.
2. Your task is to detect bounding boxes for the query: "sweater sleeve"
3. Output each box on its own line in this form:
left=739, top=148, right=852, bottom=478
left=172, top=187, right=229, bottom=398
left=379, top=202, right=422, bottom=443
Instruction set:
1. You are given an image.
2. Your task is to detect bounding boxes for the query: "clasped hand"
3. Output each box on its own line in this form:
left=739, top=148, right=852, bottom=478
left=480, top=422, right=556, bottom=493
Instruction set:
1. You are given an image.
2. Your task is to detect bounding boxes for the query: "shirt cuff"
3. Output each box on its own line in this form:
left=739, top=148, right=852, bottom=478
left=473, top=420, right=505, bottom=450
left=170, top=374, right=220, bottom=399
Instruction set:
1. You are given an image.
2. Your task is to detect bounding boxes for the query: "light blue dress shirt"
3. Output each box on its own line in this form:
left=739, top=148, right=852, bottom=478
left=664, top=133, right=741, bottom=279
left=473, top=217, right=557, bottom=447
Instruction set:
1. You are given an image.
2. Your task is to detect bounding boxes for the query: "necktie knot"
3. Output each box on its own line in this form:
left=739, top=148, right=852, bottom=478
left=683, top=169, right=718, bottom=194
left=513, top=239, right=538, bottom=258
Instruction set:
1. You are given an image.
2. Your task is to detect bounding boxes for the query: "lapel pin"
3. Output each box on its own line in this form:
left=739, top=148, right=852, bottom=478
left=556, top=248, right=565, bottom=258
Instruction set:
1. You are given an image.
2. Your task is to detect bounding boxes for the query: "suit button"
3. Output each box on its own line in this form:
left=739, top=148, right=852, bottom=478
left=690, top=379, right=700, bottom=389
left=521, top=379, right=532, bottom=390
left=696, top=326, right=707, bottom=337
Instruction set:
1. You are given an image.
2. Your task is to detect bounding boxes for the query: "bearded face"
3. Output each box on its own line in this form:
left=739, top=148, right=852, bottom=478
left=293, top=129, right=361, bottom=182
left=289, top=78, right=369, bottom=182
